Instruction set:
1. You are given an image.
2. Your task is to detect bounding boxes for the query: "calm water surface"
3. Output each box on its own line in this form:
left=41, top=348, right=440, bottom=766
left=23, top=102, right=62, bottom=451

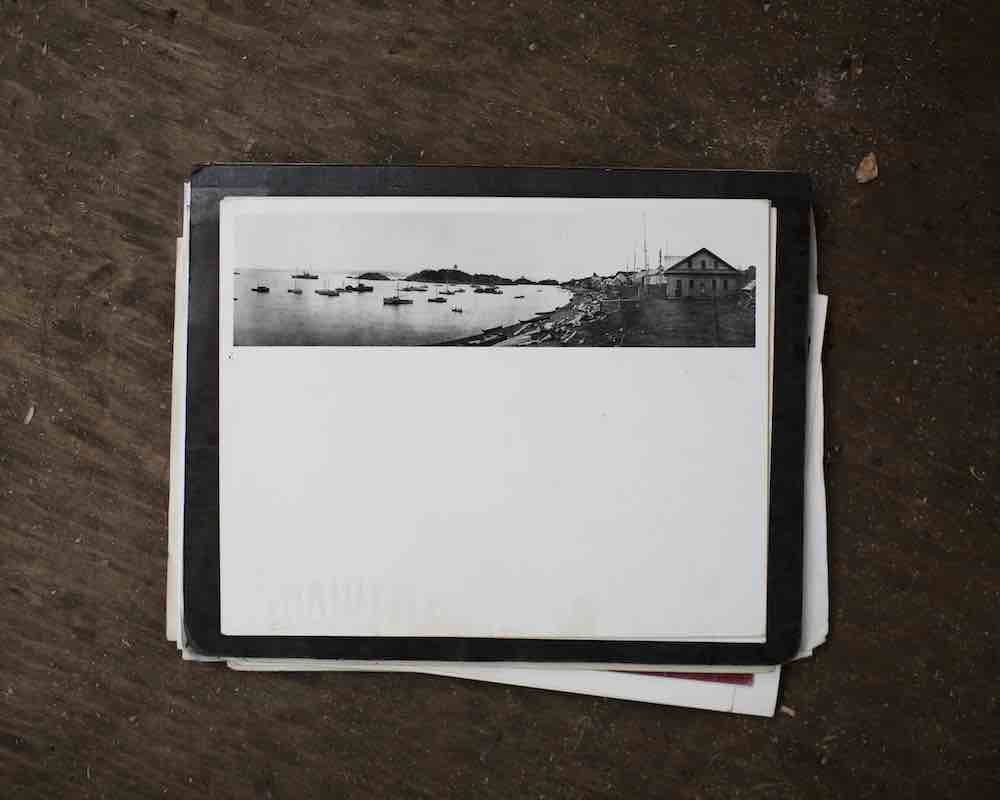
left=234, top=270, right=572, bottom=346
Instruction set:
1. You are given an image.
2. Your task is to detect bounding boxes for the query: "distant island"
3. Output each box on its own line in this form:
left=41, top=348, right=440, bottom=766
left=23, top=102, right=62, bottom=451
left=404, top=267, right=559, bottom=286
left=356, top=271, right=391, bottom=280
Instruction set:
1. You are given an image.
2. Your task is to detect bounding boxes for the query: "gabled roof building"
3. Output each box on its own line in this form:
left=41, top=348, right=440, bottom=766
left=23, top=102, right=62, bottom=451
left=647, top=248, right=752, bottom=298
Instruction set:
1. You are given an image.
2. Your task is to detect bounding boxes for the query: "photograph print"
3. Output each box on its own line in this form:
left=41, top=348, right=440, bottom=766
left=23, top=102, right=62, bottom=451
left=227, top=197, right=766, bottom=348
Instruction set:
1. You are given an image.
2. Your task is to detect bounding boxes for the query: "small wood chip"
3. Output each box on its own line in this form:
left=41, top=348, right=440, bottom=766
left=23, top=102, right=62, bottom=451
left=856, top=152, right=878, bottom=184
left=23, top=403, right=35, bottom=425
left=779, top=704, right=797, bottom=717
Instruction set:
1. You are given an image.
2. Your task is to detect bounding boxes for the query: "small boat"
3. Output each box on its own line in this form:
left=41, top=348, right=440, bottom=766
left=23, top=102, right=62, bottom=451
left=287, top=279, right=303, bottom=295
left=451, top=307, right=464, bottom=313
left=428, top=296, right=447, bottom=303
left=384, top=281, right=414, bottom=306
left=453, top=287, right=466, bottom=293
left=292, top=270, right=319, bottom=279
left=251, top=284, right=270, bottom=293
left=315, top=288, right=339, bottom=297
left=514, top=295, right=525, bottom=299
left=439, top=289, right=456, bottom=295
left=234, top=270, right=241, bottom=275
left=354, top=282, right=374, bottom=293
left=411, top=285, right=428, bottom=292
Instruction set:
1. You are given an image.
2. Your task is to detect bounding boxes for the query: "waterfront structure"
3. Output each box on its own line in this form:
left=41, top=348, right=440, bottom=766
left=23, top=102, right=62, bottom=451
left=648, top=247, right=751, bottom=298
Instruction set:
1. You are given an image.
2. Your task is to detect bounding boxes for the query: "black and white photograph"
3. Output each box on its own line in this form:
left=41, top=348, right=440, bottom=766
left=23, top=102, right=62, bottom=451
left=216, top=195, right=773, bottom=645
left=228, top=197, right=764, bottom=348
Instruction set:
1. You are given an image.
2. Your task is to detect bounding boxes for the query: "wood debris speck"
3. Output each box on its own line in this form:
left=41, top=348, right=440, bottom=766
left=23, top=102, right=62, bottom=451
left=23, top=403, right=35, bottom=425
left=856, top=152, right=879, bottom=184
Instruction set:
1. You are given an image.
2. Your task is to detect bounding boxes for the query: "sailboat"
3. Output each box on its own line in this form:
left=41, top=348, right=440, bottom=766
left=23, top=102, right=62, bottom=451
left=287, top=278, right=303, bottom=295
left=250, top=282, right=270, bottom=293
left=383, top=280, right=413, bottom=306
left=291, top=268, right=319, bottom=279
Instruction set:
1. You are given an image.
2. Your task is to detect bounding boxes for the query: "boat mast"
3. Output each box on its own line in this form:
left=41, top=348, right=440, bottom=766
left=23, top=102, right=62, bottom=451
left=642, top=213, right=649, bottom=271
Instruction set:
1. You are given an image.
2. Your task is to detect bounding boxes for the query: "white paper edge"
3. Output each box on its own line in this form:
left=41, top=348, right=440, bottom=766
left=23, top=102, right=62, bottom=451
left=223, top=657, right=780, bottom=716
left=166, top=236, right=184, bottom=643
left=166, top=181, right=190, bottom=646
left=795, top=210, right=829, bottom=657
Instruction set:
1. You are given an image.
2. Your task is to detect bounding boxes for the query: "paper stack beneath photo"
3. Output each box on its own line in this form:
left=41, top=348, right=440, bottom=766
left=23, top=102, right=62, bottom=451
left=167, top=166, right=827, bottom=716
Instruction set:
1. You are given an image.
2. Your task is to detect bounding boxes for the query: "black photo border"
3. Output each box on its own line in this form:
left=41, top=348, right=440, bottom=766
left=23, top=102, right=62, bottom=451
left=182, top=165, right=811, bottom=665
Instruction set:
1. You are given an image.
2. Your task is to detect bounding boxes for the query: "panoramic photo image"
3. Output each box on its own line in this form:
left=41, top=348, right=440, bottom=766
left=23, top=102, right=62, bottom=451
left=229, top=198, right=764, bottom=347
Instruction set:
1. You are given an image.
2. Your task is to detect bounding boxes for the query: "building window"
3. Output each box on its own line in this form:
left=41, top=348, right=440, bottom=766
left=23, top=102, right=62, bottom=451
left=701, top=259, right=707, bottom=269
left=723, top=279, right=728, bottom=290
left=712, top=279, right=717, bottom=290
left=689, top=279, right=694, bottom=288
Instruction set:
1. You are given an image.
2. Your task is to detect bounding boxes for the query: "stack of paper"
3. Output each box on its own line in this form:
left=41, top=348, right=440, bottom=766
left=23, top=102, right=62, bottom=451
left=167, top=166, right=827, bottom=716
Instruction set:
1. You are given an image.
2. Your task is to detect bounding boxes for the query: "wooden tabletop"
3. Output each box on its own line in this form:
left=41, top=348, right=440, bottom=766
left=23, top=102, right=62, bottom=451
left=2, top=2, right=997, bottom=797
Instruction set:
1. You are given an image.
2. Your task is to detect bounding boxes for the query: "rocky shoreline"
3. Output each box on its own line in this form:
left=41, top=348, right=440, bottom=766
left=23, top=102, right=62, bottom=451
left=435, top=289, right=620, bottom=347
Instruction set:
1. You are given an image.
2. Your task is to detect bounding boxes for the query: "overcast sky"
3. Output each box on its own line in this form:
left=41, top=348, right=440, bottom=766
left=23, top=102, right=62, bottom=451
left=234, top=198, right=769, bottom=282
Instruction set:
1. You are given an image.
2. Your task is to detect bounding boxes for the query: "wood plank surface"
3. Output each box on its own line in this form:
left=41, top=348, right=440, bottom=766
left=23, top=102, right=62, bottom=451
left=1, top=1, right=998, bottom=797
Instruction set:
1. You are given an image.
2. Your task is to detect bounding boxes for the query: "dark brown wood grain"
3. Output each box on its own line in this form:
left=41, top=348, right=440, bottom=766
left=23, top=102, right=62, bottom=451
left=1, top=1, right=997, bottom=797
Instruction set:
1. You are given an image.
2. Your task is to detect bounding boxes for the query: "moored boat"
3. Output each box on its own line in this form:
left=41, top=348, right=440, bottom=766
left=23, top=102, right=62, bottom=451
left=384, top=280, right=414, bottom=306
